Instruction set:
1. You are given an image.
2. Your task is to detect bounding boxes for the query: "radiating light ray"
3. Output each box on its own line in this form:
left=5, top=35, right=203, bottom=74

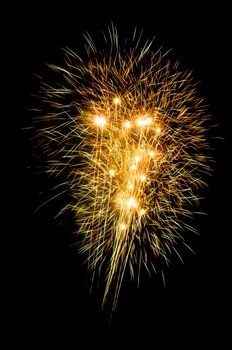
left=34, top=24, right=212, bottom=314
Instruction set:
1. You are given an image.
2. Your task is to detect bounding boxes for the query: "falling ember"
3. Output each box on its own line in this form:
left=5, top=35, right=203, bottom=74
left=34, top=24, right=212, bottom=315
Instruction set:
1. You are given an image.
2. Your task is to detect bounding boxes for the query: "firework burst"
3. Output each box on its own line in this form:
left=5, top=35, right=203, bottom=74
left=34, top=25, right=211, bottom=313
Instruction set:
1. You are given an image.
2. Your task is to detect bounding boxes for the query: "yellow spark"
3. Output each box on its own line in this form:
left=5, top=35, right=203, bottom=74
left=136, top=117, right=152, bottom=127
left=140, top=209, right=146, bottom=215
left=140, top=174, right=146, bottom=182
left=128, top=182, right=134, bottom=190
left=135, top=155, right=141, bottom=162
left=127, top=197, right=138, bottom=208
left=94, top=115, right=106, bottom=127
left=119, top=223, right=127, bottom=230
left=131, top=164, right=136, bottom=170
left=149, top=150, right=155, bottom=157
left=109, top=169, right=115, bottom=176
left=113, top=97, right=121, bottom=105
left=123, top=120, right=131, bottom=128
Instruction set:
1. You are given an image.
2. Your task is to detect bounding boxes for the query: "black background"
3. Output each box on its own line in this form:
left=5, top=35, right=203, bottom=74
left=7, top=1, right=230, bottom=348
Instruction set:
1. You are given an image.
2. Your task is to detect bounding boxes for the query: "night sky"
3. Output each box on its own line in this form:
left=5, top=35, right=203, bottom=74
left=7, top=2, right=230, bottom=348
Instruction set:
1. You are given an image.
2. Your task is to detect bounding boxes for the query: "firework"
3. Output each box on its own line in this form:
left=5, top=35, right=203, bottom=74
left=34, top=25, right=211, bottom=313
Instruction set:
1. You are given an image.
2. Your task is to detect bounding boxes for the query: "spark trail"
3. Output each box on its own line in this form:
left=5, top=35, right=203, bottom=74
left=34, top=25, right=211, bottom=313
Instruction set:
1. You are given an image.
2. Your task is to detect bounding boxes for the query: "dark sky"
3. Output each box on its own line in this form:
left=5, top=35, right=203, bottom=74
left=7, top=2, right=230, bottom=349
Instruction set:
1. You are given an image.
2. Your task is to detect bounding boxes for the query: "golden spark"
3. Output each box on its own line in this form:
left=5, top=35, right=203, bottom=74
left=34, top=24, right=212, bottom=314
